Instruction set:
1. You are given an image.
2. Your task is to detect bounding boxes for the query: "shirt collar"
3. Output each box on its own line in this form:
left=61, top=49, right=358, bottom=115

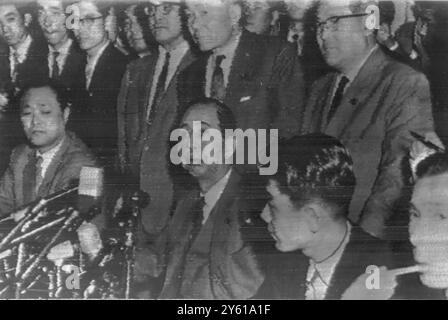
left=49, top=38, right=73, bottom=55
left=213, top=31, right=241, bottom=58
left=310, top=221, right=352, bottom=273
left=87, top=40, right=110, bottom=65
left=344, top=45, right=378, bottom=82
left=10, top=34, right=32, bottom=62
left=36, top=136, right=65, bottom=161
left=158, top=40, right=189, bottom=56
left=201, top=168, right=232, bottom=209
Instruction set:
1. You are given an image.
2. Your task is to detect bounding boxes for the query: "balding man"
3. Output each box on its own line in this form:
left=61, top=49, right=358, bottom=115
left=181, top=0, right=305, bottom=139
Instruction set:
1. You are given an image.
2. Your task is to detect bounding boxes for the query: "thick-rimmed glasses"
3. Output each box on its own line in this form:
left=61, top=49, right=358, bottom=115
left=148, top=4, right=177, bottom=19
left=78, top=15, right=103, bottom=28
left=316, top=13, right=368, bottom=34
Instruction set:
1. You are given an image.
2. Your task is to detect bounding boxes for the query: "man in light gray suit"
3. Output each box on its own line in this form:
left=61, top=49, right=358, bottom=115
left=300, top=0, right=440, bottom=239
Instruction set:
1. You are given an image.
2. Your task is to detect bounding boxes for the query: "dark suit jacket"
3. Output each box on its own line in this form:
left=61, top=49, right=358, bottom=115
left=52, top=40, right=86, bottom=93
left=254, top=225, right=393, bottom=299
left=74, top=42, right=129, bottom=164
left=0, top=131, right=97, bottom=216
left=0, top=36, right=49, bottom=94
left=117, top=48, right=197, bottom=235
left=144, top=170, right=263, bottom=299
left=300, top=47, right=435, bottom=238
left=179, top=30, right=305, bottom=139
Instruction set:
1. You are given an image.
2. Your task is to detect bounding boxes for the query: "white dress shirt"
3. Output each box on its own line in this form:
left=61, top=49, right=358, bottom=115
left=305, top=222, right=352, bottom=300
left=200, top=169, right=232, bottom=224
left=205, top=32, right=241, bottom=97
left=331, top=45, right=379, bottom=100
left=146, top=41, right=189, bottom=119
left=9, top=34, right=32, bottom=80
left=48, top=38, right=73, bottom=77
left=35, top=137, right=65, bottom=190
left=85, top=40, right=110, bottom=89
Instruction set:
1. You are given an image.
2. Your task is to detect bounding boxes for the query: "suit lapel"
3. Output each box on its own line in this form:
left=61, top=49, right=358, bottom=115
left=138, top=52, right=158, bottom=134
left=88, top=43, right=112, bottom=91
left=325, top=227, right=366, bottom=299
left=224, top=31, right=261, bottom=108
left=60, top=42, right=85, bottom=84
left=161, top=190, right=200, bottom=294
left=36, top=136, right=71, bottom=198
left=159, top=49, right=195, bottom=104
left=326, top=48, right=387, bottom=137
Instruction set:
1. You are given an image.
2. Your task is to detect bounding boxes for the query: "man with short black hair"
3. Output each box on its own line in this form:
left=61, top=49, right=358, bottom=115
left=0, top=1, right=48, bottom=93
left=253, top=133, right=394, bottom=300
left=134, top=98, right=264, bottom=299
left=72, top=0, right=129, bottom=167
left=36, top=0, right=86, bottom=92
left=117, top=0, right=197, bottom=237
left=0, top=80, right=96, bottom=215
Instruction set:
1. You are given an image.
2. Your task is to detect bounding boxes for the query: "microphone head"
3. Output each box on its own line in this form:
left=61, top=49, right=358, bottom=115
left=78, top=167, right=104, bottom=198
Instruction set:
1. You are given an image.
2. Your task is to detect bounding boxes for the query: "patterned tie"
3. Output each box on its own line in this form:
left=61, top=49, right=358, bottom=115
left=188, top=194, right=206, bottom=247
left=22, top=153, right=42, bottom=203
left=210, top=55, right=226, bottom=101
left=51, top=51, right=60, bottom=79
left=35, top=155, right=44, bottom=193
left=327, top=75, right=349, bottom=125
left=147, top=51, right=170, bottom=125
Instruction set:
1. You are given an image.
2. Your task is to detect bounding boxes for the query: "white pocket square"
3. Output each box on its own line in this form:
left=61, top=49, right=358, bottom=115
left=240, top=96, right=252, bottom=102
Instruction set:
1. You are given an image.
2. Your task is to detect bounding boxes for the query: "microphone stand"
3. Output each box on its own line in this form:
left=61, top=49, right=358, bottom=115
left=16, top=209, right=80, bottom=298
left=124, top=191, right=144, bottom=299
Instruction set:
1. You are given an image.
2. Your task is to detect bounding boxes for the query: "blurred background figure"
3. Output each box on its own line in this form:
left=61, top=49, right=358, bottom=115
left=243, top=0, right=284, bottom=37
left=123, top=3, right=155, bottom=58
left=378, top=1, right=434, bottom=74
left=285, top=0, right=311, bottom=55
left=0, top=1, right=48, bottom=175
left=104, top=4, right=129, bottom=56
left=36, top=0, right=86, bottom=94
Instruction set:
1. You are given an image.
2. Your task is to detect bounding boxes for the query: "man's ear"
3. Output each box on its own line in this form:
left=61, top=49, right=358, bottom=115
left=304, top=203, right=323, bottom=233
left=228, top=2, right=242, bottom=27
left=24, top=13, right=32, bottom=27
left=63, top=106, right=71, bottom=123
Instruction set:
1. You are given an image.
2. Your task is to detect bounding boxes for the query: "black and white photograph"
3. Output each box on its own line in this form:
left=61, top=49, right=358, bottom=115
left=0, top=0, right=447, bottom=303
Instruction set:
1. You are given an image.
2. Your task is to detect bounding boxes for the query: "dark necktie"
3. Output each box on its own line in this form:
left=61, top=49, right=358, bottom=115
left=210, top=54, right=226, bottom=101
left=35, top=155, right=44, bottom=192
left=22, top=153, right=42, bottom=203
left=147, top=51, right=170, bottom=125
left=327, top=76, right=349, bottom=125
left=51, top=51, right=60, bottom=79
left=11, top=52, right=20, bottom=82
left=188, top=195, right=206, bottom=248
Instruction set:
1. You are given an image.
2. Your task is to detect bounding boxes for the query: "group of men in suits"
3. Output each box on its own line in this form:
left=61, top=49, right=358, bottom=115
left=0, top=0, right=446, bottom=300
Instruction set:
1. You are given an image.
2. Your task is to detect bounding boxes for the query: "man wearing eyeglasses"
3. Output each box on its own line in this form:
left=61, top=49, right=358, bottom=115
left=71, top=0, right=129, bottom=169
left=117, top=1, right=199, bottom=295
left=0, top=1, right=48, bottom=94
left=181, top=0, right=305, bottom=140
left=300, top=0, right=438, bottom=239
left=36, top=0, right=86, bottom=107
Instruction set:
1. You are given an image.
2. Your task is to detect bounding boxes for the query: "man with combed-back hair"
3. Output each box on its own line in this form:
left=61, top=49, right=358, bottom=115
left=250, top=133, right=394, bottom=300
left=180, top=0, right=305, bottom=139
left=300, top=0, right=441, bottom=239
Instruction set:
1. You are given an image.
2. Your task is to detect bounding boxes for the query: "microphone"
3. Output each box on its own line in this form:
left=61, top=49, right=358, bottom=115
left=0, top=167, right=104, bottom=251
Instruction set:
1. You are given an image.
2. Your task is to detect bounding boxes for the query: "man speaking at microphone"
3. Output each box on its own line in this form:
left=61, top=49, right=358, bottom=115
left=0, top=80, right=97, bottom=217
